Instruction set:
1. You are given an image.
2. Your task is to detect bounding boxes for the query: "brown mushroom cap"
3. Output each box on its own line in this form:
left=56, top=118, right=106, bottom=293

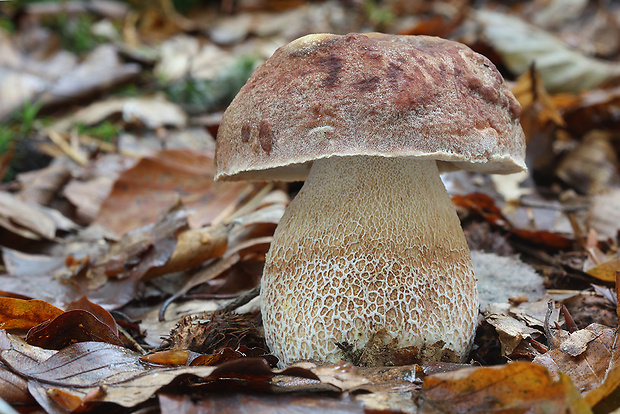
left=215, top=33, right=526, bottom=182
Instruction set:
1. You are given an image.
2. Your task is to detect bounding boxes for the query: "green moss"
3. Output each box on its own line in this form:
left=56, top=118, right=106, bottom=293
left=364, top=0, right=394, bottom=30
left=163, top=54, right=259, bottom=114
left=33, top=11, right=106, bottom=55
left=0, top=17, right=15, bottom=33
left=76, top=121, right=121, bottom=142
left=0, top=101, right=48, bottom=181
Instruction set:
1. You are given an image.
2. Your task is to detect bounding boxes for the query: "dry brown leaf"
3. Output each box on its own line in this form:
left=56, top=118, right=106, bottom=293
left=485, top=313, right=542, bottom=357
left=419, top=361, right=590, bottom=413
left=586, top=258, right=620, bottom=282
left=0, top=192, right=57, bottom=240
left=95, top=148, right=251, bottom=237
left=0, top=331, right=217, bottom=409
left=17, top=164, right=71, bottom=207
left=513, top=65, right=565, bottom=128
left=142, top=224, right=229, bottom=279
left=0, top=364, right=33, bottom=405
left=0, top=298, right=64, bottom=330
left=0, top=248, right=140, bottom=310
left=555, top=130, right=619, bottom=194
left=39, top=44, right=141, bottom=106
left=533, top=323, right=620, bottom=406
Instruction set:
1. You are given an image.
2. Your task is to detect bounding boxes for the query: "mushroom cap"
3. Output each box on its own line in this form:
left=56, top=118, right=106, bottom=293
left=215, top=33, right=526, bottom=182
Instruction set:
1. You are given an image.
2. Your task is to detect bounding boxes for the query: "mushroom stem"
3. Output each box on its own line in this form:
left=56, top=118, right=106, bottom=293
left=262, top=155, right=478, bottom=366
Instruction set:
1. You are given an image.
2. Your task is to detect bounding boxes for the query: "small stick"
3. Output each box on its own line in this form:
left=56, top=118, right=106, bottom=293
left=544, top=300, right=557, bottom=350
left=220, top=284, right=261, bottom=313
left=118, top=325, right=147, bottom=355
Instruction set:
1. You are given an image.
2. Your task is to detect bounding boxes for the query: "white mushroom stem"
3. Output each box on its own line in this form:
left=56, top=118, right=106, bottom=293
left=261, top=155, right=478, bottom=366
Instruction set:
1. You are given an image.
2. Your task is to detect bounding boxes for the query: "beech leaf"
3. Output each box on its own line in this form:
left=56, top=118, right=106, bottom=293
left=477, top=9, right=620, bottom=93
left=0, top=298, right=64, bottom=330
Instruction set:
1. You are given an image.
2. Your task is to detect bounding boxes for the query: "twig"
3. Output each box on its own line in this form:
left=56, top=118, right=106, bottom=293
left=118, top=324, right=147, bottom=355
left=544, top=300, right=557, bottom=350
left=220, top=284, right=261, bottom=313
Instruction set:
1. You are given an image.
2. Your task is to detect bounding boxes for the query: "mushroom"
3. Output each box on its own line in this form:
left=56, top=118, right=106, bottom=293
left=214, top=33, right=526, bottom=366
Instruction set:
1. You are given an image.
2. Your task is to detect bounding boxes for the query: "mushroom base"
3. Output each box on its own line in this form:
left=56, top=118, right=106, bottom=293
left=261, top=156, right=478, bottom=366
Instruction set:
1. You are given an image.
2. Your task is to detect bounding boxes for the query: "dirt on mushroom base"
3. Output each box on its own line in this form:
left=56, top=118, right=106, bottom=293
left=337, top=329, right=460, bottom=366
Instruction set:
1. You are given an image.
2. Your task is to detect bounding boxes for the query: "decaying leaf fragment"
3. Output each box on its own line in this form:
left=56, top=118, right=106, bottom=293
left=485, top=312, right=542, bottom=357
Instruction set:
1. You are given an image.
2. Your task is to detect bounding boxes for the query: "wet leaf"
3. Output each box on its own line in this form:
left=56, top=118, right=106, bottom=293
left=26, top=309, right=124, bottom=349
left=66, top=296, right=118, bottom=336
left=142, top=350, right=191, bottom=366
left=0, top=334, right=217, bottom=409
left=0, top=364, right=33, bottom=405
left=0, top=298, right=64, bottom=330
left=0, top=248, right=140, bottom=310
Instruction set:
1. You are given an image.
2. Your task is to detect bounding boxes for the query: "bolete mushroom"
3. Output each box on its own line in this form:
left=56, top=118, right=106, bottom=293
left=214, top=33, right=526, bottom=366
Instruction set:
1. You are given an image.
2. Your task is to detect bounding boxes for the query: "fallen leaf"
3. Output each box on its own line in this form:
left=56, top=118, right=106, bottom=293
left=0, top=248, right=140, bottom=310
left=95, top=148, right=250, bottom=237
left=0, top=191, right=57, bottom=240
left=38, top=44, right=141, bottom=107
left=485, top=313, right=542, bottom=357
left=0, top=298, right=64, bottom=330
left=17, top=164, right=71, bottom=207
left=555, top=130, right=619, bottom=194
left=587, top=189, right=620, bottom=239
left=419, top=361, right=590, bottom=413
left=66, top=296, right=118, bottom=336
left=0, top=334, right=217, bottom=409
left=586, top=258, right=620, bottom=282
left=533, top=323, right=620, bottom=406
left=95, top=209, right=187, bottom=280
left=142, top=350, right=191, bottom=366
left=159, top=392, right=365, bottom=414
left=49, top=96, right=188, bottom=131
left=26, top=309, right=124, bottom=349
left=476, top=9, right=620, bottom=93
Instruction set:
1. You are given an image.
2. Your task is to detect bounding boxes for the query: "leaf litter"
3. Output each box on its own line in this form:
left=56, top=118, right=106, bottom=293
left=3, top=0, right=620, bottom=412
